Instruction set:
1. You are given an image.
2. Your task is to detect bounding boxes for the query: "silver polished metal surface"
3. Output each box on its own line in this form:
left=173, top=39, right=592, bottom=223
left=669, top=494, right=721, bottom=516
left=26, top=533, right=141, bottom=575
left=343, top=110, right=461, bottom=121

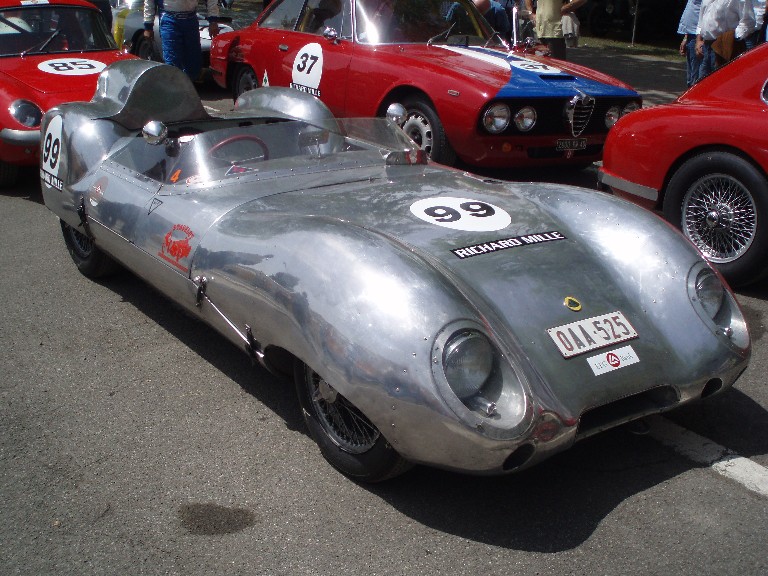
left=40, top=60, right=751, bottom=478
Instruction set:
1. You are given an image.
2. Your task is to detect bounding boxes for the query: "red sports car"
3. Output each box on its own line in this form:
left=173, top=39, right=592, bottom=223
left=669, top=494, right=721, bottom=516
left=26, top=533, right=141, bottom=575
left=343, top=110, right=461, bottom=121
left=599, top=44, right=768, bottom=287
left=0, top=0, right=135, bottom=186
left=209, top=0, right=641, bottom=169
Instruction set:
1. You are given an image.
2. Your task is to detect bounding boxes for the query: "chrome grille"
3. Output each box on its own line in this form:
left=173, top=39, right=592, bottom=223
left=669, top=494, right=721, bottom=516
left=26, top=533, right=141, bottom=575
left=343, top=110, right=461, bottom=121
left=565, top=91, right=595, bottom=137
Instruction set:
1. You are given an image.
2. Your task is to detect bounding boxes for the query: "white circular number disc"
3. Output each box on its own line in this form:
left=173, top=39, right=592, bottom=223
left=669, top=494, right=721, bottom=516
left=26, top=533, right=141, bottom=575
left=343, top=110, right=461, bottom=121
left=509, top=59, right=562, bottom=75
left=410, top=197, right=511, bottom=231
left=291, top=43, right=323, bottom=90
left=37, top=58, right=106, bottom=75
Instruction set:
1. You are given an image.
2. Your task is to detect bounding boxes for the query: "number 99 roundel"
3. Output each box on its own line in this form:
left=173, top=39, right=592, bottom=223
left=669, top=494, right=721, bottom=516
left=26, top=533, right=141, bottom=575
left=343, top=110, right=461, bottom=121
left=410, top=197, right=511, bottom=232
left=41, top=115, right=64, bottom=191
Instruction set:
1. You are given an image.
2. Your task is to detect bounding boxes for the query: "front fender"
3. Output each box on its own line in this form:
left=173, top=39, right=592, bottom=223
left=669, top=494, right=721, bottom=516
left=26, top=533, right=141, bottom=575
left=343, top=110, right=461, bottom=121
left=190, top=211, right=536, bottom=467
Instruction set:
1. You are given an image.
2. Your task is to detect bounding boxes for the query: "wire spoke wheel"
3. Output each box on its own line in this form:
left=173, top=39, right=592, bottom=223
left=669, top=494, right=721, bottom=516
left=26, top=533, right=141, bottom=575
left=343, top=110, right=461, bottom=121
left=64, top=223, right=94, bottom=259
left=308, top=372, right=380, bottom=454
left=294, top=361, right=410, bottom=481
left=682, top=173, right=757, bottom=263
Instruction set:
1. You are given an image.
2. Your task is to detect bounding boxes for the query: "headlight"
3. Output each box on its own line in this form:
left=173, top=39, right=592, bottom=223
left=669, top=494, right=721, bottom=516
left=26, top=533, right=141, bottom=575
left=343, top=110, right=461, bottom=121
left=695, top=267, right=725, bottom=319
left=687, top=262, right=749, bottom=352
left=513, top=106, right=536, bottom=132
left=605, top=105, right=621, bottom=128
left=443, top=330, right=494, bottom=399
left=9, top=99, right=43, bottom=128
left=432, top=321, right=530, bottom=437
left=482, top=103, right=511, bottom=134
left=622, top=101, right=640, bottom=116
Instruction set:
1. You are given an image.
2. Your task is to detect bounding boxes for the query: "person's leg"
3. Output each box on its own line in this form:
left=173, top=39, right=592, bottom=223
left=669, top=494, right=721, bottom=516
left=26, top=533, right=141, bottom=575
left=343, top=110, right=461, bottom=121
left=179, top=16, right=203, bottom=80
left=159, top=13, right=184, bottom=70
left=699, top=40, right=716, bottom=78
left=685, top=36, right=701, bottom=86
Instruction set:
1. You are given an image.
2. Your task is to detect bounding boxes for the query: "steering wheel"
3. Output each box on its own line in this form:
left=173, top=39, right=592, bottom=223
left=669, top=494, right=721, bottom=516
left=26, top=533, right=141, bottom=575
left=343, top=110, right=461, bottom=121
left=208, top=134, right=269, bottom=163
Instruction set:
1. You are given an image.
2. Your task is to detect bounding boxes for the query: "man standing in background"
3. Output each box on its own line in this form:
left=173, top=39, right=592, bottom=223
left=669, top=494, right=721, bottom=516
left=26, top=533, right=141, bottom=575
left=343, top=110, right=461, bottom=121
left=143, top=0, right=222, bottom=81
left=524, top=0, right=585, bottom=60
left=678, top=0, right=703, bottom=87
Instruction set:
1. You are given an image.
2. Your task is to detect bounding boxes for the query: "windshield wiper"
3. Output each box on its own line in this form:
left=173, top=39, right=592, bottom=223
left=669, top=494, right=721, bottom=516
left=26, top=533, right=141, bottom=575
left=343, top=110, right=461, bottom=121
left=21, top=29, right=60, bottom=56
left=484, top=31, right=509, bottom=49
left=427, top=22, right=455, bottom=46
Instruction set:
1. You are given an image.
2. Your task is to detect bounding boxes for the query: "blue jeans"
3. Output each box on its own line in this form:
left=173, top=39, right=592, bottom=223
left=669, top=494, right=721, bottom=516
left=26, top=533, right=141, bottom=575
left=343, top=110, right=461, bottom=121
left=699, top=40, right=717, bottom=79
left=159, top=11, right=203, bottom=81
left=684, top=36, right=702, bottom=87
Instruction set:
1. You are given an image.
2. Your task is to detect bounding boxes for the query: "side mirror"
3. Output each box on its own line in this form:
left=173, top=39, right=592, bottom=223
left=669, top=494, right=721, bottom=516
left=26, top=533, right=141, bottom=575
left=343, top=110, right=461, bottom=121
left=142, top=120, right=167, bottom=145
left=323, top=27, right=339, bottom=43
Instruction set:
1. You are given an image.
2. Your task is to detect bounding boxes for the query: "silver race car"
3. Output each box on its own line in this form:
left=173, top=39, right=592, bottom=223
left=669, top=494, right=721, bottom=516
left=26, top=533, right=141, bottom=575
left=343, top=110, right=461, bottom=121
left=40, top=60, right=750, bottom=482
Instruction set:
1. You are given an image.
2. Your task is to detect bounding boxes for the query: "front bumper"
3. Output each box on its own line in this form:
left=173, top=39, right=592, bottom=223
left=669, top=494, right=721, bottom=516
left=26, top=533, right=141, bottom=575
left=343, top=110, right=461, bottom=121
left=0, top=127, right=40, bottom=147
left=455, top=133, right=605, bottom=168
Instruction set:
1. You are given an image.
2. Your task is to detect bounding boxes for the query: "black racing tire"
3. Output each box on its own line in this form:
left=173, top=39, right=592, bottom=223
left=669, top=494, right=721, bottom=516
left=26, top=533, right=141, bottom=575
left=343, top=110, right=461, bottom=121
left=663, top=151, right=768, bottom=287
left=400, top=95, right=457, bottom=166
left=233, top=66, right=258, bottom=102
left=294, top=360, right=412, bottom=482
left=133, top=34, right=159, bottom=61
left=0, top=160, right=19, bottom=188
left=60, top=221, right=119, bottom=278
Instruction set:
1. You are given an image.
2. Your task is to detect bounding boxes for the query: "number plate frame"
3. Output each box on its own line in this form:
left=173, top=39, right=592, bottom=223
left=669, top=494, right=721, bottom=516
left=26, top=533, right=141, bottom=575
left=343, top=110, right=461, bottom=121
left=547, top=311, right=638, bottom=358
left=556, top=138, right=587, bottom=151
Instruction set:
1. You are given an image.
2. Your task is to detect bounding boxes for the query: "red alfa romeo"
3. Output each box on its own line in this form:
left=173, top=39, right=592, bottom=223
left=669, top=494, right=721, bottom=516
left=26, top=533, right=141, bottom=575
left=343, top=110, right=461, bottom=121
left=599, top=44, right=768, bottom=287
left=209, top=0, right=641, bottom=169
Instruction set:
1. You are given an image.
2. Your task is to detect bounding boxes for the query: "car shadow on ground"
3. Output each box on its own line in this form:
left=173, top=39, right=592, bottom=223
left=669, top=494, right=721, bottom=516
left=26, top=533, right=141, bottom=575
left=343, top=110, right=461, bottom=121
left=97, top=262, right=768, bottom=552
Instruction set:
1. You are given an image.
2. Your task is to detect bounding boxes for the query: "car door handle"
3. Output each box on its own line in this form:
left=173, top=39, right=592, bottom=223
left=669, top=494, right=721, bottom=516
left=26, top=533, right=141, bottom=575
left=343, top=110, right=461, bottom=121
left=279, top=44, right=288, bottom=51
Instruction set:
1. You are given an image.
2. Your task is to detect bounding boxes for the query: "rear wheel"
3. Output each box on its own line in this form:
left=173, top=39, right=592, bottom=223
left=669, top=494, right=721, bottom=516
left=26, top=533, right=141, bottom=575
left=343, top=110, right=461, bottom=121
left=400, top=96, right=456, bottom=166
left=294, top=360, right=411, bottom=482
left=233, top=66, right=258, bottom=101
left=663, top=151, right=768, bottom=286
left=133, top=34, right=159, bottom=61
left=60, top=221, right=118, bottom=278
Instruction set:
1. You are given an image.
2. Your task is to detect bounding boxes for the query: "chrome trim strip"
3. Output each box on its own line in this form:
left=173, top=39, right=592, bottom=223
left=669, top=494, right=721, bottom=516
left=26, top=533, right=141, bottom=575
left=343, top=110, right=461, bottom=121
left=598, top=170, right=659, bottom=202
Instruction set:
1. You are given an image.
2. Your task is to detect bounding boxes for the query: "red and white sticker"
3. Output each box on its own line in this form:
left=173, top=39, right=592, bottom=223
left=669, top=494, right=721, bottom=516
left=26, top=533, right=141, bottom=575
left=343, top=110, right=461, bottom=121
left=586, top=345, right=639, bottom=376
left=37, top=58, right=106, bottom=76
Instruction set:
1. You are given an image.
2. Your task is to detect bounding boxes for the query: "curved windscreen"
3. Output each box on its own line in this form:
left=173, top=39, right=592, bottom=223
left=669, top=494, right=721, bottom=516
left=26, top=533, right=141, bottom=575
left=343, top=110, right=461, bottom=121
left=0, top=6, right=116, bottom=57
left=354, top=0, right=495, bottom=45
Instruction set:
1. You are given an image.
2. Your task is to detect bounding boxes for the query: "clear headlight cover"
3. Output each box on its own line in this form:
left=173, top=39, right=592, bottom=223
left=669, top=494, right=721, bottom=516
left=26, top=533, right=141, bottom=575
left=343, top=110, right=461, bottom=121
left=695, top=267, right=725, bottom=319
left=432, top=321, right=530, bottom=438
left=10, top=99, right=43, bottom=128
left=443, top=330, right=494, bottom=399
left=482, top=103, right=511, bottom=134
left=687, top=262, right=749, bottom=352
left=513, top=106, right=536, bottom=132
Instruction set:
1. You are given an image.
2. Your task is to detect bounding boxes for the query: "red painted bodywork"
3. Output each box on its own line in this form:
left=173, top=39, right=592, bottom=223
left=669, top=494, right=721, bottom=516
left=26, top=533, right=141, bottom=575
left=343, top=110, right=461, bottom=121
left=0, top=0, right=135, bottom=167
left=210, top=10, right=639, bottom=169
left=600, top=43, right=768, bottom=210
